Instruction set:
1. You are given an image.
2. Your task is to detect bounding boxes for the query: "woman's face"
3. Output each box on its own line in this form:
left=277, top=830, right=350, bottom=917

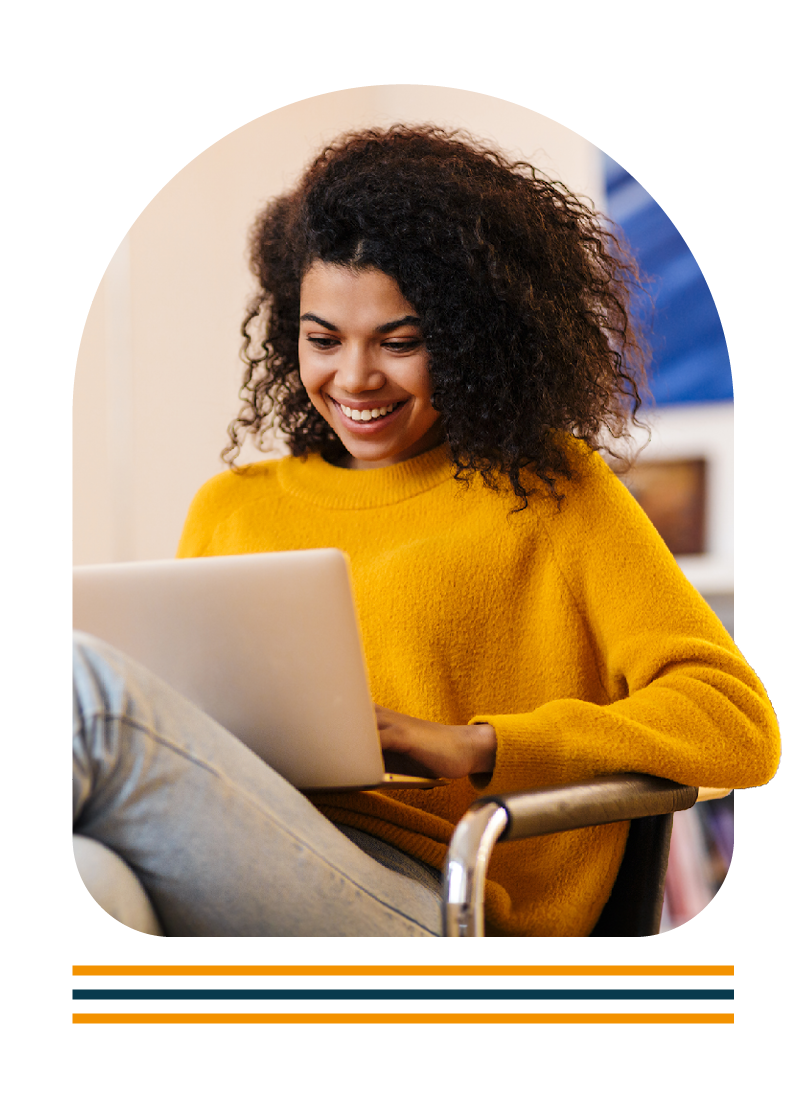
left=298, top=262, right=443, bottom=469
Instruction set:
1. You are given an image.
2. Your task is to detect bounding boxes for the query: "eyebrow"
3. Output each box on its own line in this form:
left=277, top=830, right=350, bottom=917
left=299, top=313, right=421, bottom=333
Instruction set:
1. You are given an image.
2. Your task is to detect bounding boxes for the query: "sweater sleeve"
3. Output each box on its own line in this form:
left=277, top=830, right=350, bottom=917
left=470, top=447, right=781, bottom=796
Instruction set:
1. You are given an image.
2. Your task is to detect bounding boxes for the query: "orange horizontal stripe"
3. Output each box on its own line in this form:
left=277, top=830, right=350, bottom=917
left=73, top=1012, right=733, bottom=1024
left=72, top=965, right=734, bottom=977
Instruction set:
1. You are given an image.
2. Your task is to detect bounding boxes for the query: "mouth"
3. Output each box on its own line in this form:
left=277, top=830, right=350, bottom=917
left=330, top=398, right=408, bottom=427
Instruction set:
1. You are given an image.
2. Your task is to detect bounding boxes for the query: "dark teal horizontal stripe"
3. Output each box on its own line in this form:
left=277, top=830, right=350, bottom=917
left=73, top=988, right=734, bottom=1001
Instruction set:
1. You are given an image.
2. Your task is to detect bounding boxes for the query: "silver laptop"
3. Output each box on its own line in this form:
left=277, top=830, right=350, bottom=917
left=73, top=549, right=446, bottom=791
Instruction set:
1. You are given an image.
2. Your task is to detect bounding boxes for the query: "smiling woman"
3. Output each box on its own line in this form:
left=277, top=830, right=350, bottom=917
left=73, top=123, right=780, bottom=938
left=298, top=264, right=443, bottom=469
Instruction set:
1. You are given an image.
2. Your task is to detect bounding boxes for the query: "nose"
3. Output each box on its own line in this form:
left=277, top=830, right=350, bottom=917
left=334, top=345, right=386, bottom=395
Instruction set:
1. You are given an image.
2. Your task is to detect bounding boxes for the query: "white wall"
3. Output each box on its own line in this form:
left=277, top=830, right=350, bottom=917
left=72, top=85, right=606, bottom=564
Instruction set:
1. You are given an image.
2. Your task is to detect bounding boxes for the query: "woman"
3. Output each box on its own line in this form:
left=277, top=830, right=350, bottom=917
left=73, top=125, right=780, bottom=936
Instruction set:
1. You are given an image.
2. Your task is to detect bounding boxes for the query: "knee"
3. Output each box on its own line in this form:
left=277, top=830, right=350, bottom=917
left=73, top=630, right=116, bottom=667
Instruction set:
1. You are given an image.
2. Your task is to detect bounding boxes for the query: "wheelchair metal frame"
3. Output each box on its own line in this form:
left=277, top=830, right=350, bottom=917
left=443, top=773, right=700, bottom=936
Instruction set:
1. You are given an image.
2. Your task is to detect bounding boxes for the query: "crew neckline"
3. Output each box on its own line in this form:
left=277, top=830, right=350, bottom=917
left=276, top=442, right=456, bottom=509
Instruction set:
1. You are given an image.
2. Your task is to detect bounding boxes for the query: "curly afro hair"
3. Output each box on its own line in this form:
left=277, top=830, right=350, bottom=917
left=224, top=124, right=650, bottom=504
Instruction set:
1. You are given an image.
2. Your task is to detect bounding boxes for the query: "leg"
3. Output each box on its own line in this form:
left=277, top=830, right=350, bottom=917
left=73, top=632, right=441, bottom=936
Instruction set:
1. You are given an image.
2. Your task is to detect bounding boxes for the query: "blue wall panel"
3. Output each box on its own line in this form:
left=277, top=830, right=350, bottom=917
left=603, top=155, right=733, bottom=405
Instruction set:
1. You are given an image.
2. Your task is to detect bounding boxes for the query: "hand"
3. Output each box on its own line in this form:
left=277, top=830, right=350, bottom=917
left=375, top=705, right=497, bottom=780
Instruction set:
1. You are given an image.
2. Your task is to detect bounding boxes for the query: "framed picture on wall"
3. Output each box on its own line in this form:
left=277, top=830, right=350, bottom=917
left=619, top=455, right=707, bottom=556
left=607, top=400, right=733, bottom=596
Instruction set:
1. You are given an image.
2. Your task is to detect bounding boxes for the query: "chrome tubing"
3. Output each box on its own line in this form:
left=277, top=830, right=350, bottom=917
left=443, top=801, right=509, bottom=936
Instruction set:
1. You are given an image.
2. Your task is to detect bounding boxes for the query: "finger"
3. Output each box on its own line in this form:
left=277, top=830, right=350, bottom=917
left=381, top=749, right=438, bottom=779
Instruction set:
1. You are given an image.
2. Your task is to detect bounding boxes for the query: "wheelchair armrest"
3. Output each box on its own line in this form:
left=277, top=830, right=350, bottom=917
left=443, top=773, right=698, bottom=936
left=481, top=773, right=698, bottom=840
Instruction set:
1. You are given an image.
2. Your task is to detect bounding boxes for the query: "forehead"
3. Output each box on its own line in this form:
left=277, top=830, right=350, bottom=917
left=299, top=263, right=416, bottom=325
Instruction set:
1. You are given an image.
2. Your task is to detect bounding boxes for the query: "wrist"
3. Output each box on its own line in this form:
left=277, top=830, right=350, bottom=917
left=469, top=722, right=497, bottom=775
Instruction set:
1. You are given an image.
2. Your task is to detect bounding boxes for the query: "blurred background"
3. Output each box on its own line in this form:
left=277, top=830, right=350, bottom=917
left=72, top=84, right=734, bottom=933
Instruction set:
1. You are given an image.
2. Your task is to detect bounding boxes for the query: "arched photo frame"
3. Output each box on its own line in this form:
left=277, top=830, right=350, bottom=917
left=73, top=85, right=741, bottom=940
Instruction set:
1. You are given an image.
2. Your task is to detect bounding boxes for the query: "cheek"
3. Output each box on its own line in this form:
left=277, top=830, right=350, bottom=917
left=297, top=353, right=325, bottom=400
left=415, top=367, right=435, bottom=409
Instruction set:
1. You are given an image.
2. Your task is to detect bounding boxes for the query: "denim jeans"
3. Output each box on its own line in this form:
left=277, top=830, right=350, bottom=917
left=72, top=632, right=442, bottom=936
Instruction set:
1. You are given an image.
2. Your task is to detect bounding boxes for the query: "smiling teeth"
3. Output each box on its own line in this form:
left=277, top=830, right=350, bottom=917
left=341, top=402, right=401, bottom=421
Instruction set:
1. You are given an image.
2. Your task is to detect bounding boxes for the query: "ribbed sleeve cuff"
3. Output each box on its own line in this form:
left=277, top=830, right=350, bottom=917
left=468, top=712, right=588, bottom=795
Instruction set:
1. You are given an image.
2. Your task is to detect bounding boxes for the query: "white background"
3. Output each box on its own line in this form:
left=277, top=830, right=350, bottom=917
left=3, top=1, right=795, bottom=1115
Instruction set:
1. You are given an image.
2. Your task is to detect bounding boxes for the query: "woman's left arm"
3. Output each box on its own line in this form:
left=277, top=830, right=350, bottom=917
left=466, top=450, right=781, bottom=796
left=377, top=447, right=780, bottom=795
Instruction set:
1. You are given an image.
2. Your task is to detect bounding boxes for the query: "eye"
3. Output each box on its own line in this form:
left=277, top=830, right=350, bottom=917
left=382, top=338, right=422, bottom=353
left=307, top=335, right=339, bottom=350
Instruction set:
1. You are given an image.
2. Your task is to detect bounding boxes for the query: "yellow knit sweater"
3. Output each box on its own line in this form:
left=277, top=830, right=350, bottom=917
left=177, top=439, right=780, bottom=936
